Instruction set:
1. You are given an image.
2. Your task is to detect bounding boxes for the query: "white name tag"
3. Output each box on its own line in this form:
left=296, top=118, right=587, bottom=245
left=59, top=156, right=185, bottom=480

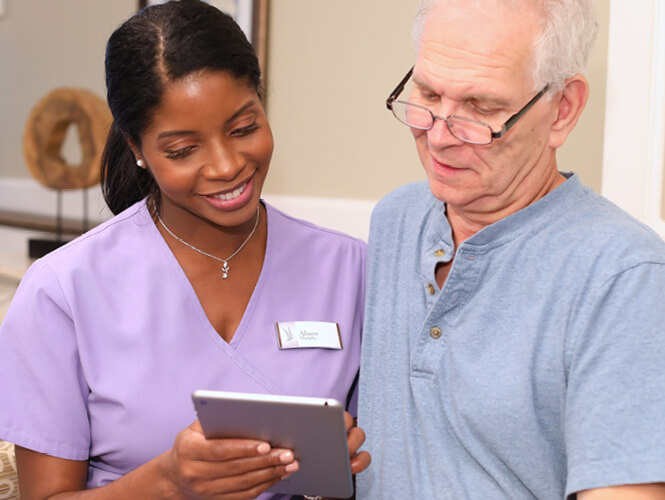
left=275, top=321, right=343, bottom=350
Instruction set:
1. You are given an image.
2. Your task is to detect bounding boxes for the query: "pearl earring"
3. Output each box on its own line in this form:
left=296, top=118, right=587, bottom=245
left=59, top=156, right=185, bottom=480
left=136, top=159, right=144, bottom=168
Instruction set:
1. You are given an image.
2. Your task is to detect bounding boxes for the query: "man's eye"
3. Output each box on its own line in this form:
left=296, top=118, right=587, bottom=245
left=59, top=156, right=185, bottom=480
left=165, top=146, right=196, bottom=160
left=419, top=92, right=439, bottom=102
left=470, top=102, right=501, bottom=115
left=468, top=106, right=497, bottom=117
left=231, top=122, right=260, bottom=137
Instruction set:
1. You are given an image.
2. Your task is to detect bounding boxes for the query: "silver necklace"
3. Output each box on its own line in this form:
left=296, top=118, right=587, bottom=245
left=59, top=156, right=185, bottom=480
left=156, top=206, right=260, bottom=279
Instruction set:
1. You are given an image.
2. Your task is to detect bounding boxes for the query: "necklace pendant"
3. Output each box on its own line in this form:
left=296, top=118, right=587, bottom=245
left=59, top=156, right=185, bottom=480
left=221, top=260, right=230, bottom=279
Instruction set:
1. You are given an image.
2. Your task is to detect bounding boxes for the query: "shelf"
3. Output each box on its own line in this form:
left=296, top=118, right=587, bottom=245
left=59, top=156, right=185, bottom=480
left=0, top=210, right=95, bottom=236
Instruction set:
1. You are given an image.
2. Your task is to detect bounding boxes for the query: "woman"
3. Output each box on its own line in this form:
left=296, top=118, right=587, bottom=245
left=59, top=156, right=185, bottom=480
left=0, top=1, right=369, bottom=498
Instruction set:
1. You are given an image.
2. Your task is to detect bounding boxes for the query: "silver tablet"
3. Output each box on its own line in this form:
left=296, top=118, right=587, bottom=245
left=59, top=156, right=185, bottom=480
left=191, top=389, right=353, bottom=499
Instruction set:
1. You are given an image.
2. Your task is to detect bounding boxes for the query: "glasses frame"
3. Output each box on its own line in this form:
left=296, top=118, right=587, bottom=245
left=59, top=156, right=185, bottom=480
left=386, top=66, right=550, bottom=145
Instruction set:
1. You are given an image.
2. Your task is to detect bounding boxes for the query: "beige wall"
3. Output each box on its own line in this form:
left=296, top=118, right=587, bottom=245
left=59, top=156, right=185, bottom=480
left=0, top=0, right=609, bottom=201
left=559, top=0, right=609, bottom=193
left=0, top=0, right=137, bottom=180
left=264, top=0, right=422, bottom=200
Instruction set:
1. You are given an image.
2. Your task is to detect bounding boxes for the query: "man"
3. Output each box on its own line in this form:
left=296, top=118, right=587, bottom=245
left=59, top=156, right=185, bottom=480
left=357, top=0, right=665, bottom=498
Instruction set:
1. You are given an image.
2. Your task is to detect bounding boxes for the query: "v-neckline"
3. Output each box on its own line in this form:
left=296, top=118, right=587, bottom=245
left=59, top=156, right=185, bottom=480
left=148, top=200, right=272, bottom=349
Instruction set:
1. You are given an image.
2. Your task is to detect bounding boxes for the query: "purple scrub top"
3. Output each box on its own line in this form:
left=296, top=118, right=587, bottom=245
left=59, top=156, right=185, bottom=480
left=0, top=199, right=366, bottom=498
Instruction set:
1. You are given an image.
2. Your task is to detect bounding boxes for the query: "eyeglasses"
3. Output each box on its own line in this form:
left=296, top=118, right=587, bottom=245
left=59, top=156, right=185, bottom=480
left=386, top=67, right=549, bottom=145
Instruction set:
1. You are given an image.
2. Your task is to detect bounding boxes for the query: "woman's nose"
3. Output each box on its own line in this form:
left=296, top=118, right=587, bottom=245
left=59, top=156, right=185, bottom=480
left=203, top=142, right=245, bottom=179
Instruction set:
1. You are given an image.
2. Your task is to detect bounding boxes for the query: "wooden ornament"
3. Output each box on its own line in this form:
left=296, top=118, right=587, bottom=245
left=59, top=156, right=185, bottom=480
left=22, top=88, right=111, bottom=190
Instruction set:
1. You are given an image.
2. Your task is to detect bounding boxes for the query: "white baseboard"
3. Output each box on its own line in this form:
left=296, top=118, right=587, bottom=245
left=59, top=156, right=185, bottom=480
left=262, top=194, right=375, bottom=241
left=0, top=177, right=376, bottom=246
left=0, top=177, right=111, bottom=223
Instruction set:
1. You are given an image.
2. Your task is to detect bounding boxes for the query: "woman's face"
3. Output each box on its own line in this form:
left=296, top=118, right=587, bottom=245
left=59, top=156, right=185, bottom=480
left=135, top=70, right=273, bottom=233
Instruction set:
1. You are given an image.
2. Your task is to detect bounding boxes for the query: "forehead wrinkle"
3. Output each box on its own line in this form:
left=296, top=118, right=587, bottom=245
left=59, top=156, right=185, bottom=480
left=416, top=4, right=538, bottom=102
left=416, top=49, right=517, bottom=104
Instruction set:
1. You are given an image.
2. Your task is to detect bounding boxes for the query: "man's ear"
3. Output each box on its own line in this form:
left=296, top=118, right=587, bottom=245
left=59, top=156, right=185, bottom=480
left=548, top=74, right=589, bottom=149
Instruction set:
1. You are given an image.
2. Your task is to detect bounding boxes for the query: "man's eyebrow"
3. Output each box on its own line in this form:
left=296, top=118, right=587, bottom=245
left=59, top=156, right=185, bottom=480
left=412, top=75, right=512, bottom=107
left=412, top=75, right=433, bottom=91
left=467, top=94, right=512, bottom=107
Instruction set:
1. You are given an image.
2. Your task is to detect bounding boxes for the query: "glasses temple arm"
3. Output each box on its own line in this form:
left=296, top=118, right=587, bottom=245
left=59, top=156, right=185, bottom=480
left=386, top=66, right=415, bottom=110
left=492, top=84, right=550, bottom=139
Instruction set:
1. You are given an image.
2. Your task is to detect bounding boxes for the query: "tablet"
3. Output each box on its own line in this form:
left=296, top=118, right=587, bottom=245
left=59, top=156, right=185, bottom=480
left=191, top=389, right=353, bottom=499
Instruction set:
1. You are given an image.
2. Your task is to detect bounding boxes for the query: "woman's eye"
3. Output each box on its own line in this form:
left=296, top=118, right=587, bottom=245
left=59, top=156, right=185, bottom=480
left=164, top=145, right=196, bottom=160
left=230, top=122, right=260, bottom=137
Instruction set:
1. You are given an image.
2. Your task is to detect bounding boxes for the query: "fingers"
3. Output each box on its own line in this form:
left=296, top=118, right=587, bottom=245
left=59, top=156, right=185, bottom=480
left=180, top=422, right=291, bottom=464
left=169, top=422, right=299, bottom=498
left=344, top=411, right=354, bottom=432
left=181, top=448, right=298, bottom=481
left=343, top=413, right=372, bottom=475
left=350, top=450, right=371, bottom=474
left=178, top=458, right=299, bottom=499
left=346, top=426, right=364, bottom=456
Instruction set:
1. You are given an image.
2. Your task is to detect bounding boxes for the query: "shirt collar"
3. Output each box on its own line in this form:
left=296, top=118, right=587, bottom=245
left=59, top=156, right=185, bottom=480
left=424, top=172, right=582, bottom=255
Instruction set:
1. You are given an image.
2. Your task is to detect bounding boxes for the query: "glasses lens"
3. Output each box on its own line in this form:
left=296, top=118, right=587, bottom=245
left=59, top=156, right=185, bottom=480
left=391, top=101, right=433, bottom=130
left=448, top=117, right=492, bottom=145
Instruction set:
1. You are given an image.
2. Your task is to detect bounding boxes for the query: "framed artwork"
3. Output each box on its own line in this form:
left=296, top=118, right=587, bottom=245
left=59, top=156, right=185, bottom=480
left=137, top=0, right=269, bottom=84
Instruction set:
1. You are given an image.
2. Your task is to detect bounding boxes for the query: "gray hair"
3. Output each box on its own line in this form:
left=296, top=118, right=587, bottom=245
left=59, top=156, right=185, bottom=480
left=411, top=0, right=598, bottom=93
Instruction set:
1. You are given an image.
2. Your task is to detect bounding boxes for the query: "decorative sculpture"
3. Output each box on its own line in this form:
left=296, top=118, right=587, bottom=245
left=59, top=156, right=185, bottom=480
left=22, top=88, right=111, bottom=257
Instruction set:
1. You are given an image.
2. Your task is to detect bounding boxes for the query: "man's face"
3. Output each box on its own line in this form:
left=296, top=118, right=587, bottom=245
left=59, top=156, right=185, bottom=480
left=413, top=0, right=560, bottom=214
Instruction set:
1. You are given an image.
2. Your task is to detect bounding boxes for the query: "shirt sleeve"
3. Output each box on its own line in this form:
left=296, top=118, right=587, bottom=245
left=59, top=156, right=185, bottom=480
left=565, top=261, right=665, bottom=496
left=0, top=259, right=90, bottom=460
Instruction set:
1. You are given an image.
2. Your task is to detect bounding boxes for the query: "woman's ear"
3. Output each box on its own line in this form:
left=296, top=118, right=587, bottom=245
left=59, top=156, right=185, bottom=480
left=548, top=74, right=589, bottom=149
left=124, top=136, right=145, bottom=168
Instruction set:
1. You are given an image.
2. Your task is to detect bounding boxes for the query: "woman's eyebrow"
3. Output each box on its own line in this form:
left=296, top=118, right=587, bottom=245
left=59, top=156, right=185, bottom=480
left=227, top=100, right=257, bottom=122
left=156, top=129, right=196, bottom=141
left=155, top=101, right=259, bottom=141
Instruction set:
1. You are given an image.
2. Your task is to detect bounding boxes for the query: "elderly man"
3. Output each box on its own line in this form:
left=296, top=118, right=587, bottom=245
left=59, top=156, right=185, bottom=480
left=357, top=0, right=665, bottom=498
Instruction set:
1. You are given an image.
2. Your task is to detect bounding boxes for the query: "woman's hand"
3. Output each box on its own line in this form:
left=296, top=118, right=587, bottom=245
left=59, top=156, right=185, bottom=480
left=344, top=412, right=371, bottom=475
left=165, top=420, right=299, bottom=500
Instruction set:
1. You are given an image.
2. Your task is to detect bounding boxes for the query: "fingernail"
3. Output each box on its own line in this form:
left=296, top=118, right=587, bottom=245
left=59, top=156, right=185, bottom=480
left=285, top=461, right=299, bottom=472
left=257, top=442, right=270, bottom=454
left=279, top=451, right=294, bottom=463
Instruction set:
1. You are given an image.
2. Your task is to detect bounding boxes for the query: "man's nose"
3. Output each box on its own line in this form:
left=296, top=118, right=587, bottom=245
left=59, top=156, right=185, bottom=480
left=427, top=115, right=464, bottom=148
left=426, top=98, right=465, bottom=148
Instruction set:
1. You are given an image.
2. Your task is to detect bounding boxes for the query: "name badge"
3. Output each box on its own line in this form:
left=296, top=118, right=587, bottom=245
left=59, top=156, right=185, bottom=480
left=276, top=321, right=343, bottom=350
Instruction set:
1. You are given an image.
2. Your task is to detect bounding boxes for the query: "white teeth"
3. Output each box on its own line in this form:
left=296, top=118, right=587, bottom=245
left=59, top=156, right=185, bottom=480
left=213, top=182, right=246, bottom=201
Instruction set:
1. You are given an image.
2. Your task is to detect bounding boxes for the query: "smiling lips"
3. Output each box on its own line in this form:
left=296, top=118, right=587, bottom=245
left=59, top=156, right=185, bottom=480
left=203, top=175, right=254, bottom=211
left=211, top=180, right=248, bottom=201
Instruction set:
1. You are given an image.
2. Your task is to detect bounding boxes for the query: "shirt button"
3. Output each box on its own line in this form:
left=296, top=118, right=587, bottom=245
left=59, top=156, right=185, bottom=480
left=430, top=326, right=442, bottom=339
left=427, top=284, right=436, bottom=295
left=434, top=249, right=445, bottom=257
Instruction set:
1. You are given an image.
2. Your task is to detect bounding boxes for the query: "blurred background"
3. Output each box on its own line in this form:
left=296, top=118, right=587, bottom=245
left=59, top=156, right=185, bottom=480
left=0, top=1, right=613, bottom=229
